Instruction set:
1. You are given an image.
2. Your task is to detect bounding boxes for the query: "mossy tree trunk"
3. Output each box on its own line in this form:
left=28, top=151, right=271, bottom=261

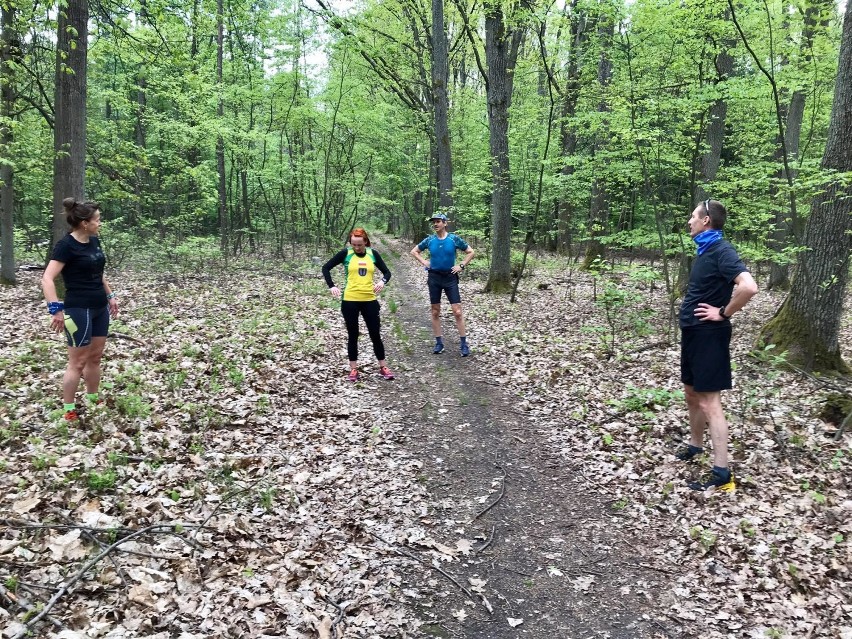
left=758, top=0, right=852, bottom=373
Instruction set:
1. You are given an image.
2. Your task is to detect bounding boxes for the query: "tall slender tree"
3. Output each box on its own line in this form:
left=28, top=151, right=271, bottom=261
left=758, top=0, right=852, bottom=372
left=0, top=0, right=18, bottom=284
left=432, top=0, right=453, bottom=210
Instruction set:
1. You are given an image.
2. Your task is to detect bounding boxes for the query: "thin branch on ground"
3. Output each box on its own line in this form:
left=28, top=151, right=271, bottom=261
left=470, top=466, right=507, bottom=523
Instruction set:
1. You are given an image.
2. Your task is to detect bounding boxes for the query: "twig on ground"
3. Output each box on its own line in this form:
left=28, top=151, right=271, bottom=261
left=10, top=523, right=201, bottom=639
left=0, top=584, right=64, bottom=630
left=475, top=525, right=496, bottom=555
left=470, top=466, right=507, bottom=523
left=834, top=409, right=852, bottom=442
left=107, top=331, right=144, bottom=343
left=322, top=595, right=346, bottom=638
left=364, top=530, right=475, bottom=600
left=627, top=561, right=677, bottom=575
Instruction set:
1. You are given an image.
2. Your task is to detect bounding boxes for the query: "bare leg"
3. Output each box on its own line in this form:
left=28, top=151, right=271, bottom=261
left=695, top=390, right=728, bottom=468
left=451, top=303, right=466, bottom=337
left=83, top=336, right=107, bottom=394
left=684, top=384, right=707, bottom=448
left=63, top=345, right=91, bottom=404
left=430, top=304, right=442, bottom=337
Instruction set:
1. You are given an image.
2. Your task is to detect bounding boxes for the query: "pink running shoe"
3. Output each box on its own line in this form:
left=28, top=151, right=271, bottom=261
left=379, top=366, right=395, bottom=380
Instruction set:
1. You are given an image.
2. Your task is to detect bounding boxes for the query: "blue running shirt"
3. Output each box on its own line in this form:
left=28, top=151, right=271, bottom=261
left=416, top=233, right=469, bottom=271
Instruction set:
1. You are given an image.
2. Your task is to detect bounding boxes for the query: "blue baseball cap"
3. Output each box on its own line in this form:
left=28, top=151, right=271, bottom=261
left=429, top=213, right=448, bottom=221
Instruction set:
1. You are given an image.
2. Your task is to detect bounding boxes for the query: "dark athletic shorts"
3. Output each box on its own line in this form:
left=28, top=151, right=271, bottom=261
left=427, top=270, right=461, bottom=305
left=64, top=306, right=110, bottom=348
left=680, top=324, right=733, bottom=392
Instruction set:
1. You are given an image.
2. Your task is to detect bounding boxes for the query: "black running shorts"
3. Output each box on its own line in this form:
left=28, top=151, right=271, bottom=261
left=680, top=324, right=733, bottom=392
left=427, top=270, right=462, bottom=305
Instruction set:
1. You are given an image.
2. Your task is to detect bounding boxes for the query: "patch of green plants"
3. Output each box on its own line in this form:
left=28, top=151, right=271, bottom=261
left=87, top=468, right=117, bottom=493
left=31, top=454, right=57, bottom=471
left=115, top=394, right=152, bottom=419
left=612, top=386, right=684, bottom=414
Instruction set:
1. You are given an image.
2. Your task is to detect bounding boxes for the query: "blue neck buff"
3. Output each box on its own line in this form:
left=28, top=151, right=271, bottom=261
left=694, top=229, right=723, bottom=256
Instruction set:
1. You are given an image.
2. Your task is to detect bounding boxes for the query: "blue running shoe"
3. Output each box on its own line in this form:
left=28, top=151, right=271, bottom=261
left=433, top=342, right=445, bottom=354
left=460, top=342, right=470, bottom=357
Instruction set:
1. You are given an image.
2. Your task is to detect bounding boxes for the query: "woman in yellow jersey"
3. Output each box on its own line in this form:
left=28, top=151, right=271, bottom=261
left=322, top=228, right=394, bottom=382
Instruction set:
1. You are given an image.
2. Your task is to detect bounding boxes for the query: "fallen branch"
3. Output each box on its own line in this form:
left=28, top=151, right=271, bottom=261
left=0, top=584, right=63, bottom=630
left=107, top=331, right=144, bottom=343
left=321, top=595, right=346, bottom=639
left=475, top=525, right=496, bottom=555
left=833, top=409, right=852, bottom=442
left=11, top=523, right=201, bottom=639
left=363, top=530, right=474, bottom=600
left=470, top=466, right=507, bottom=523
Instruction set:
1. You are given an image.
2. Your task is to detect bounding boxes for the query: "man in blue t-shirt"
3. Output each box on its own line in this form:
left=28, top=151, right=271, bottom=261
left=677, top=199, right=757, bottom=492
left=410, top=214, right=475, bottom=356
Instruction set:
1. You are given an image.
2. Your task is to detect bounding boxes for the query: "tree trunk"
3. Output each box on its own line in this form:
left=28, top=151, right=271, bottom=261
left=582, top=15, right=614, bottom=270
left=51, top=0, right=88, bottom=249
left=767, top=1, right=832, bottom=290
left=554, top=1, right=585, bottom=255
left=0, top=1, right=17, bottom=284
left=484, top=5, right=523, bottom=292
left=432, top=0, right=453, bottom=211
left=216, top=0, right=228, bottom=250
left=758, top=0, right=852, bottom=373
left=133, top=71, right=148, bottom=228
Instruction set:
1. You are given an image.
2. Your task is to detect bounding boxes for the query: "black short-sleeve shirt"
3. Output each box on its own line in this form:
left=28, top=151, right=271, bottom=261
left=51, top=234, right=107, bottom=309
left=679, top=240, right=748, bottom=329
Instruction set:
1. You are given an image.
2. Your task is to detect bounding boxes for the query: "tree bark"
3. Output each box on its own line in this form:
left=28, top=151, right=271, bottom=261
left=432, top=0, right=453, bottom=210
left=554, top=1, right=585, bottom=255
left=582, top=14, right=614, bottom=270
left=216, top=0, right=228, bottom=250
left=51, top=0, right=88, bottom=249
left=767, top=0, right=832, bottom=290
left=1, top=1, right=17, bottom=284
left=484, top=5, right=523, bottom=292
left=758, top=0, right=852, bottom=373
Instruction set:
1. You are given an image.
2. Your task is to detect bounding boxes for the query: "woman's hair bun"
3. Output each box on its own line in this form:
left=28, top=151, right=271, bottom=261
left=62, top=197, right=76, bottom=209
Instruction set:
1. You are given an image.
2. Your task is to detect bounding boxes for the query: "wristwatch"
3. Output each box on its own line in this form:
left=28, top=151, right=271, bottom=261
left=459, top=264, right=465, bottom=271
left=718, top=305, right=729, bottom=320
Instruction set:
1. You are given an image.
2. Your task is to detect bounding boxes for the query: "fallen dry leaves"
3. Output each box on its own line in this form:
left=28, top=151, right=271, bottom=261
left=1, top=245, right=851, bottom=639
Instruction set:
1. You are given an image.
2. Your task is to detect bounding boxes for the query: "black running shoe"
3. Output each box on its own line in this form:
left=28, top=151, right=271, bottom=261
left=688, top=469, right=735, bottom=492
left=676, top=445, right=704, bottom=461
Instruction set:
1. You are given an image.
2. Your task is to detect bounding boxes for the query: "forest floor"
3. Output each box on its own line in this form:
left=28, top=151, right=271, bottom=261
left=0, top=236, right=850, bottom=639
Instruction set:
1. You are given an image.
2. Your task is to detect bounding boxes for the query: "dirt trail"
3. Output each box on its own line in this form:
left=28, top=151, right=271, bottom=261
left=373, top=237, right=677, bottom=638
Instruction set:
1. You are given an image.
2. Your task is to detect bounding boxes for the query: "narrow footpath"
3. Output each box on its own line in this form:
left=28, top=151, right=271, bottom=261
left=373, top=236, right=679, bottom=639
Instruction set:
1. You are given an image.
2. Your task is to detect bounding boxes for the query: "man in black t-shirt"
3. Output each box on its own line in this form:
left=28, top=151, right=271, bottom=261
left=677, top=199, right=758, bottom=492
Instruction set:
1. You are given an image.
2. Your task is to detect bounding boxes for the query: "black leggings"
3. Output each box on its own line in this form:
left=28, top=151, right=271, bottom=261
left=341, top=300, right=385, bottom=362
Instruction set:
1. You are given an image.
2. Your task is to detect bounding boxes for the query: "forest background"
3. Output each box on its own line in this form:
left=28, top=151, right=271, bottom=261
left=1, top=0, right=852, bottom=637
left=1, top=0, right=851, bottom=372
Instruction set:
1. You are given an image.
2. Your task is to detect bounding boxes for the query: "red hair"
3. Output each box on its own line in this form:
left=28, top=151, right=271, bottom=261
left=350, top=228, right=371, bottom=247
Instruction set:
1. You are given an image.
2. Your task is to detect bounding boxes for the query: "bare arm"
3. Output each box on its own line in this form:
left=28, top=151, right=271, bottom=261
left=410, top=246, right=429, bottom=268
left=42, top=260, right=66, bottom=333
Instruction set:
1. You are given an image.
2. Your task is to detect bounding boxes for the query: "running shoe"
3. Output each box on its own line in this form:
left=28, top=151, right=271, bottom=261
left=379, top=366, right=395, bottom=380
left=676, top=445, right=703, bottom=461
left=64, top=410, right=80, bottom=422
left=347, top=369, right=359, bottom=382
left=688, top=469, right=735, bottom=492
left=433, top=342, right=445, bottom=354
left=460, top=342, right=470, bottom=357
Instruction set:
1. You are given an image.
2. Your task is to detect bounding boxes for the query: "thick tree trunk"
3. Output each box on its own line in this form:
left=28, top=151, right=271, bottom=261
left=0, top=2, right=17, bottom=284
left=432, top=0, right=453, bottom=211
left=759, top=0, right=852, bottom=373
left=484, top=6, right=523, bottom=292
left=51, top=0, right=88, bottom=249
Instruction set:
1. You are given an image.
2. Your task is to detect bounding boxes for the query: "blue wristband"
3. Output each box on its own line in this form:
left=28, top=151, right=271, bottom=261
left=47, top=301, right=64, bottom=315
